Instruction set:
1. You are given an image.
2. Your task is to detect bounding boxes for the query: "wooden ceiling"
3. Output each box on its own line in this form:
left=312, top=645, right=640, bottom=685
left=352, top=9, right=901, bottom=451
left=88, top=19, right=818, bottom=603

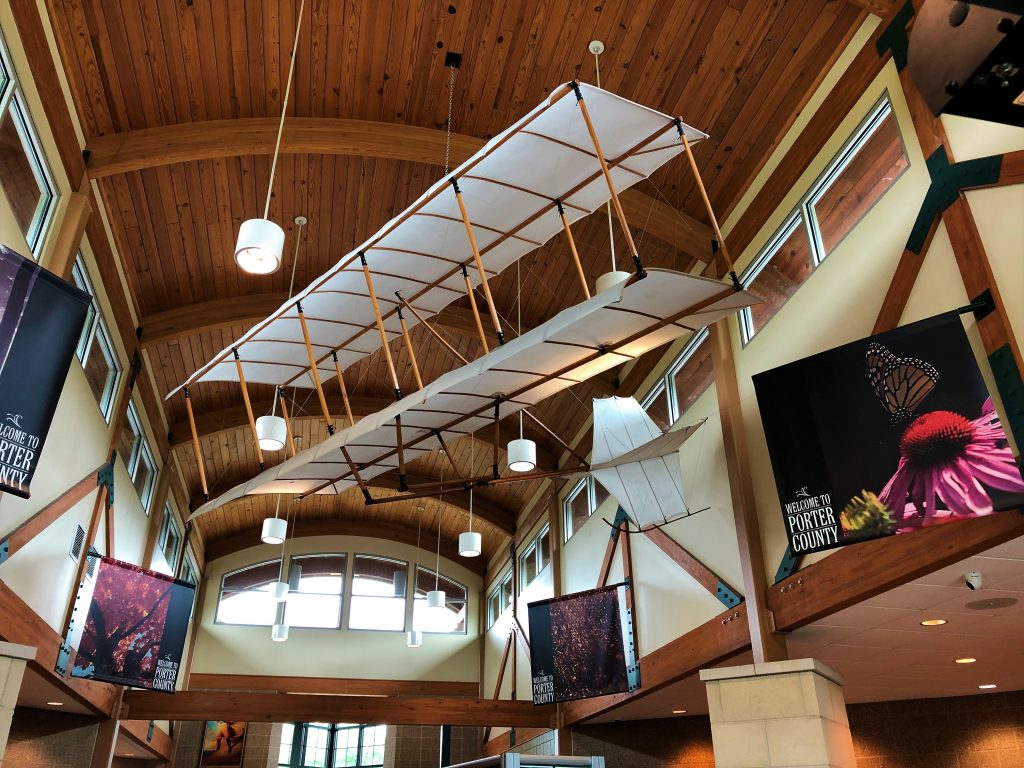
left=46, top=0, right=867, bottom=562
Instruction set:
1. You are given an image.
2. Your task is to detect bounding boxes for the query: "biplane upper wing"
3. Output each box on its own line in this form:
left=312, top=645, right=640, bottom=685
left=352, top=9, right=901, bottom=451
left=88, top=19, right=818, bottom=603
left=168, top=83, right=707, bottom=397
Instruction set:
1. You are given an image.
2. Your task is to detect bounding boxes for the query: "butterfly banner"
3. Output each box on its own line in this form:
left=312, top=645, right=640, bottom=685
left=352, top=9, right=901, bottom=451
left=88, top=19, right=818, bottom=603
left=0, top=245, right=90, bottom=498
left=753, top=312, right=1024, bottom=556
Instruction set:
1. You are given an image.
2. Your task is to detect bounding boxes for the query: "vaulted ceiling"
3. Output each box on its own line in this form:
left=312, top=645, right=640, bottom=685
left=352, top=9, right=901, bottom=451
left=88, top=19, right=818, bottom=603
left=46, top=0, right=867, bottom=563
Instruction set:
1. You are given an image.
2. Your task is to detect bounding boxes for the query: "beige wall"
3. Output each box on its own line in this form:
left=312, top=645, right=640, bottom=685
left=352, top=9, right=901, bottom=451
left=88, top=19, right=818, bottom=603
left=192, top=535, right=482, bottom=682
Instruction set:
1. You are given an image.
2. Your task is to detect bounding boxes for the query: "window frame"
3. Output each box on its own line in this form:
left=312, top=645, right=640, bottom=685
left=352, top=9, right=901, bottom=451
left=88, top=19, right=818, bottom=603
left=347, top=553, right=408, bottom=633
left=285, top=553, right=348, bottom=630
left=738, top=93, right=906, bottom=345
left=215, top=558, right=283, bottom=627
left=278, top=722, right=386, bottom=768
left=157, top=501, right=182, bottom=569
left=519, top=523, right=550, bottom=591
left=413, top=565, right=468, bottom=635
left=71, top=256, right=122, bottom=421
left=0, top=29, right=58, bottom=255
left=121, top=402, right=157, bottom=513
left=562, top=477, right=608, bottom=542
left=487, top=569, right=512, bottom=628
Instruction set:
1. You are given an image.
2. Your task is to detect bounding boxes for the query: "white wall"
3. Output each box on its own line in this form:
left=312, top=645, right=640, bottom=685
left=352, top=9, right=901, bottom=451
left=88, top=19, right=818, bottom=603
left=192, top=535, right=482, bottom=682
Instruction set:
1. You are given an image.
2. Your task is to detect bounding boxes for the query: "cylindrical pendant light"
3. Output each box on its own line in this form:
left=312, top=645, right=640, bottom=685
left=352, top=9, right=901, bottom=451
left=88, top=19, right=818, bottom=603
left=271, top=623, right=289, bottom=642
left=261, top=515, right=287, bottom=545
left=507, top=263, right=537, bottom=473
left=406, top=629, right=423, bottom=648
left=256, top=414, right=288, bottom=451
left=426, top=589, right=446, bottom=610
left=459, top=442, right=482, bottom=557
left=270, top=580, right=289, bottom=602
left=596, top=270, right=632, bottom=294
left=234, top=0, right=305, bottom=275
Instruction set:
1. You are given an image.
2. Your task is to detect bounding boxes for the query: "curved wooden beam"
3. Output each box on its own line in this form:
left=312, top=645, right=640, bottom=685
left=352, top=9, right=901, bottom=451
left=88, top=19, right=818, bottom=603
left=201, top=518, right=488, bottom=575
left=86, top=118, right=712, bottom=259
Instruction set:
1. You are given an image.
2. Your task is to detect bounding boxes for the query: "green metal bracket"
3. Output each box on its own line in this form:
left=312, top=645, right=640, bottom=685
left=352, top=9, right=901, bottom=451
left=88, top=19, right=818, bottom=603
left=97, top=459, right=115, bottom=508
left=875, top=1, right=915, bottom=71
left=906, top=148, right=1004, bottom=254
left=990, top=344, right=1024, bottom=453
left=610, top=506, right=632, bottom=541
left=774, top=544, right=800, bottom=584
left=715, top=580, right=742, bottom=608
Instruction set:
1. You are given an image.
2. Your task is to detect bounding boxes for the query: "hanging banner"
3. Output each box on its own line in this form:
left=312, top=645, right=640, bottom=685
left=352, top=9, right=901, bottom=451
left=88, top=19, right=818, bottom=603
left=69, top=556, right=195, bottom=691
left=0, top=244, right=90, bottom=498
left=528, top=584, right=637, bottom=705
left=753, top=312, right=1024, bottom=556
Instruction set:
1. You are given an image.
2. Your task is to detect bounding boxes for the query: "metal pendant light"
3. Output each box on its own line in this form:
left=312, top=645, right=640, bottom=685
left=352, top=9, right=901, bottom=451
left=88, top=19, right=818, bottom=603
left=408, top=504, right=425, bottom=648
left=459, top=440, right=482, bottom=557
left=262, top=495, right=287, bottom=545
left=507, top=260, right=537, bottom=472
left=235, top=0, right=305, bottom=274
left=271, top=623, right=290, bottom=642
left=426, top=470, right=446, bottom=611
left=406, top=629, right=423, bottom=648
left=267, top=499, right=290, bottom=607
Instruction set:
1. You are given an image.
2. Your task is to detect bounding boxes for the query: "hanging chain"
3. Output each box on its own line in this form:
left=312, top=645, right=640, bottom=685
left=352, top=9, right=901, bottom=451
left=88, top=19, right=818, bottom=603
left=444, top=65, right=457, bottom=175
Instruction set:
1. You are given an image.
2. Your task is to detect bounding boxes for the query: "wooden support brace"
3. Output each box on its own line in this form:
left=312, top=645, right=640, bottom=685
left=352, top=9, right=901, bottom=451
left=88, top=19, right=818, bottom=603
left=331, top=351, right=355, bottom=426
left=58, top=481, right=108, bottom=671
left=360, top=252, right=403, bottom=400
left=279, top=394, right=297, bottom=457
left=571, top=82, right=645, bottom=278
left=184, top=388, right=208, bottom=499
left=396, top=305, right=424, bottom=389
left=297, top=303, right=336, bottom=434
left=452, top=179, right=505, bottom=344
left=644, top=527, right=743, bottom=607
left=556, top=199, right=590, bottom=299
left=340, top=446, right=373, bottom=504
left=522, top=410, right=588, bottom=469
left=233, top=349, right=265, bottom=470
left=461, top=264, right=490, bottom=353
left=397, top=292, right=470, bottom=365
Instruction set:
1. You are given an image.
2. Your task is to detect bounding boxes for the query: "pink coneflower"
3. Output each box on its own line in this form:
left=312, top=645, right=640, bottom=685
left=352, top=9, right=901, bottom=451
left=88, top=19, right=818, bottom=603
left=879, top=398, right=1024, bottom=524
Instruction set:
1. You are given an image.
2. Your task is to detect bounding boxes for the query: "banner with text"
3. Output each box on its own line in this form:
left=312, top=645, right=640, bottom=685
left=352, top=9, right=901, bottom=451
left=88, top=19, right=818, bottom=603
left=753, top=312, right=1024, bottom=556
left=70, top=557, right=195, bottom=691
left=528, top=585, right=636, bottom=705
left=0, top=245, right=89, bottom=498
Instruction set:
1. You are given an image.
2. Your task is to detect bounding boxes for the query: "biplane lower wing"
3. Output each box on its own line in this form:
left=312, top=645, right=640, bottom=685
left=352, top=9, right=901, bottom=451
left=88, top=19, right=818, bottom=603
left=189, top=269, right=758, bottom=519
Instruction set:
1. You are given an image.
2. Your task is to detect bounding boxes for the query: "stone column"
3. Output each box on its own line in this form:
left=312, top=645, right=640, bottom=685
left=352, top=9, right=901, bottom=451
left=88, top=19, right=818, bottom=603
left=701, top=658, right=856, bottom=768
left=0, top=641, right=35, bottom=768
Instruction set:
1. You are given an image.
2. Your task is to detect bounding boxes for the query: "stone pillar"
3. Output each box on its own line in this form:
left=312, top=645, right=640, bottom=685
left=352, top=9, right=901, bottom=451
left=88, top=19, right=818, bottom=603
left=0, top=641, right=35, bottom=767
left=701, top=658, right=855, bottom=768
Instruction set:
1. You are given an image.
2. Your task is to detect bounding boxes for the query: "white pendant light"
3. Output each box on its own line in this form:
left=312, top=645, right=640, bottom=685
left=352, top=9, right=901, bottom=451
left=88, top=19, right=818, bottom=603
left=235, top=219, right=285, bottom=275
left=406, top=629, right=423, bottom=648
left=256, top=414, right=288, bottom=451
left=261, top=515, right=287, bottom=545
left=459, top=443, right=482, bottom=557
left=507, top=437, right=537, bottom=472
left=234, top=0, right=304, bottom=275
left=271, top=623, right=289, bottom=642
left=595, top=270, right=632, bottom=294
left=426, top=589, right=446, bottom=610
left=270, top=580, right=289, bottom=602
left=459, top=530, right=482, bottom=558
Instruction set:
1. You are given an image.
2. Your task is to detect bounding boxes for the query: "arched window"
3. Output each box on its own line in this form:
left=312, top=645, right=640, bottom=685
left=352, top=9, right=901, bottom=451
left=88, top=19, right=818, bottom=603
left=215, top=559, right=281, bottom=626
left=413, top=566, right=467, bottom=634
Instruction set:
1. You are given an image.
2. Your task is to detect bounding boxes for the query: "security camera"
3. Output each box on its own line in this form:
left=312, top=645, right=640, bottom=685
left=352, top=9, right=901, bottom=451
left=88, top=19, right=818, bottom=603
left=965, top=571, right=983, bottom=590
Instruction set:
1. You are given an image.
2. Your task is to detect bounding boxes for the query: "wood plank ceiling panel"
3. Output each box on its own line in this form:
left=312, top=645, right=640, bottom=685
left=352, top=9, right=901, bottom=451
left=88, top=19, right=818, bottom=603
left=46, top=0, right=867, bottom=559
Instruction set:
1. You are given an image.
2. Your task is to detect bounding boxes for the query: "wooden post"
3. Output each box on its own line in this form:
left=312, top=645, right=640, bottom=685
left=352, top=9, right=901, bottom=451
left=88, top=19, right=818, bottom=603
left=331, top=352, right=355, bottom=426
left=709, top=320, right=788, bottom=663
left=297, top=302, right=336, bottom=433
left=89, top=709, right=123, bottom=768
left=556, top=200, right=590, bottom=299
left=571, top=83, right=645, bottom=277
left=397, top=292, right=471, bottom=365
left=279, top=393, right=298, bottom=456
left=233, top=349, right=265, bottom=470
left=45, top=180, right=91, bottom=280
left=678, top=124, right=737, bottom=281
left=184, top=388, right=208, bottom=499
left=59, top=482, right=108, bottom=655
left=452, top=179, right=505, bottom=344
left=360, top=252, right=403, bottom=400
left=620, top=519, right=638, bottom=656
left=462, top=264, right=490, bottom=353
left=396, top=305, right=424, bottom=390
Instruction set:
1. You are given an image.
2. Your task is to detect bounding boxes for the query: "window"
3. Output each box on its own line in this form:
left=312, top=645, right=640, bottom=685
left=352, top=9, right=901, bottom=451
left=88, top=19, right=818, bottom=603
left=158, top=502, right=182, bottom=568
left=216, top=559, right=281, bottom=626
left=669, top=330, right=713, bottom=417
left=279, top=723, right=386, bottom=768
left=739, top=95, right=908, bottom=344
left=179, top=553, right=198, bottom=586
left=285, top=554, right=347, bottom=629
left=72, top=257, right=121, bottom=420
left=641, top=382, right=671, bottom=430
left=563, top=477, right=610, bottom=541
left=519, top=524, right=551, bottom=590
left=117, top=402, right=156, bottom=511
left=413, top=566, right=467, bottom=634
left=0, top=31, right=57, bottom=254
left=487, top=570, right=513, bottom=627
left=348, top=555, right=406, bottom=631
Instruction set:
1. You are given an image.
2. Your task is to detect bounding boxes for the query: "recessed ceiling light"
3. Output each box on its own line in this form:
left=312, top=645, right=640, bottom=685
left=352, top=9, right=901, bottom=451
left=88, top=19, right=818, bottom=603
left=46, top=701, right=63, bottom=706
left=672, top=709, right=687, bottom=714
left=955, top=657, right=977, bottom=664
left=978, top=684, right=997, bottom=690
left=920, top=618, right=947, bottom=626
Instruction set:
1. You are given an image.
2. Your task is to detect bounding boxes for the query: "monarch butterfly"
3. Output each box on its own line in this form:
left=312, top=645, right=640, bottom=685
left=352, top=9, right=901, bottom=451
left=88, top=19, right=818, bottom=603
left=865, top=342, right=939, bottom=424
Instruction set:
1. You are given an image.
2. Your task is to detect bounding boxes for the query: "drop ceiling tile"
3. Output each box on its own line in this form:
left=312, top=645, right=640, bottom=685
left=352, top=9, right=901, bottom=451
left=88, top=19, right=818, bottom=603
left=863, top=583, right=964, bottom=610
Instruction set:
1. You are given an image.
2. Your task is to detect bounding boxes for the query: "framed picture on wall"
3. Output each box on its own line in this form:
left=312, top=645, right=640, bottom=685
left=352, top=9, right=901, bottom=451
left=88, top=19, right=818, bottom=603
left=199, top=721, right=248, bottom=767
